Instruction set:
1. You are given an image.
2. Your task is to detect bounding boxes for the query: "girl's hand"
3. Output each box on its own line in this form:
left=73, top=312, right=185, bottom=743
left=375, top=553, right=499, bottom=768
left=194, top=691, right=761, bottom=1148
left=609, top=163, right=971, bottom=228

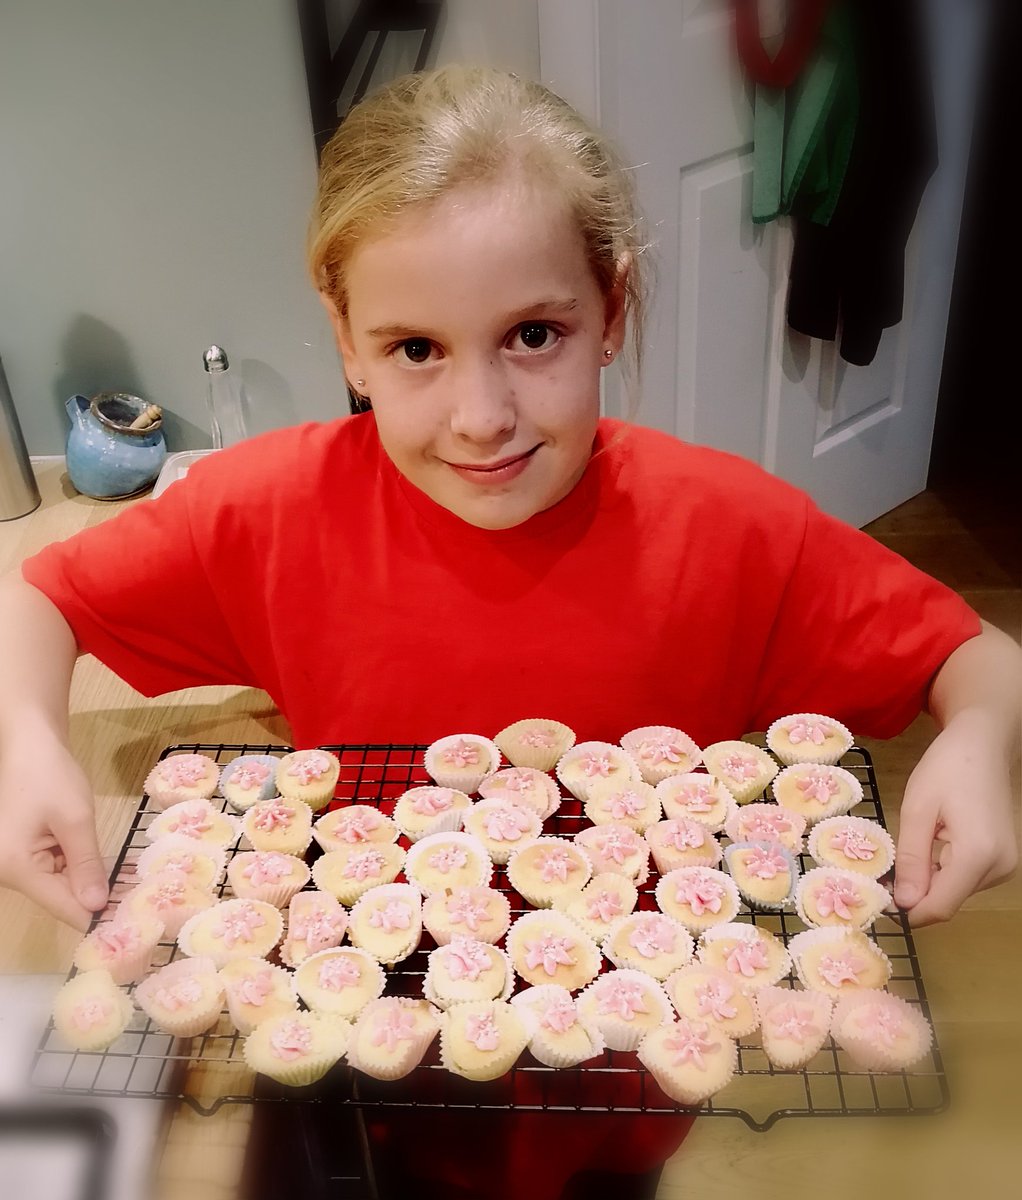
left=893, top=709, right=1018, bottom=926
left=0, top=733, right=109, bottom=931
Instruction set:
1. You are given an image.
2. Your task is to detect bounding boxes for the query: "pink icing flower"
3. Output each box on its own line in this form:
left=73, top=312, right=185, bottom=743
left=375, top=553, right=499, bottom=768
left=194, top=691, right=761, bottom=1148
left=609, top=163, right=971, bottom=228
left=796, top=768, right=840, bottom=806
left=447, top=893, right=490, bottom=932
left=215, top=904, right=266, bottom=948
left=343, top=849, right=386, bottom=880
left=524, top=934, right=576, bottom=977
left=235, top=969, right=274, bottom=1007
left=482, top=806, right=532, bottom=842
left=166, top=805, right=212, bottom=838
left=228, top=761, right=271, bottom=790
left=252, top=799, right=295, bottom=831
left=676, top=874, right=725, bottom=916
left=71, top=999, right=112, bottom=1032
left=444, top=937, right=492, bottom=982
left=665, top=1020, right=718, bottom=1069
left=831, top=828, right=877, bottom=861
left=743, top=813, right=791, bottom=840
left=597, top=978, right=649, bottom=1021
left=428, top=846, right=469, bottom=874
left=667, top=821, right=706, bottom=851
left=159, top=757, right=211, bottom=788
left=368, top=901, right=411, bottom=934
left=154, top=977, right=204, bottom=1011
left=243, top=853, right=293, bottom=886
left=638, top=736, right=685, bottom=765
left=521, top=729, right=556, bottom=748
left=286, top=752, right=332, bottom=786
left=372, top=1007, right=417, bottom=1051
left=723, top=936, right=770, bottom=978
left=410, top=788, right=454, bottom=816
left=785, top=717, right=832, bottom=746
left=694, top=979, right=737, bottom=1022
left=269, top=1020, right=313, bottom=1061
left=541, top=997, right=578, bottom=1034
left=94, top=923, right=141, bottom=958
left=537, top=847, right=577, bottom=884
left=814, top=878, right=862, bottom=921
left=580, top=752, right=614, bottom=778
left=602, top=790, right=646, bottom=821
left=858, top=1003, right=904, bottom=1048
left=292, top=909, right=345, bottom=953
left=318, top=956, right=361, bottom=992
left=499, top=770, right=536, bottom=794
left=720, top=754, right=760, bottom=783
left=743, top=845, right=788, bottom=880
left=677, top=782, right=715, bottom=813
left=818, top=952, right=864, bottom=987
left=465, top=1011, right=500, bottom=1051
left=769, top=1001, right=819, bottom=1042
left=593, top=828, right=640, bottom=865
left=628, top=916, right=677, bottom=959
left=148, top=879, right=188, bottom=910
left=585, top=890, right=623, bottom=924
left=334, top=809, right=380, bottom=843
left=160, top=852, right=199, bottom=875
left=442, top=739, right=481, bottom=768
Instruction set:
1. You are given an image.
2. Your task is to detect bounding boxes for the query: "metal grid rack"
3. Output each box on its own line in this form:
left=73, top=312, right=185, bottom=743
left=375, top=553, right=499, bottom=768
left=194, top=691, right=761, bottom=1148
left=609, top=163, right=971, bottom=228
left=33, top=742, right=948, bottom=1132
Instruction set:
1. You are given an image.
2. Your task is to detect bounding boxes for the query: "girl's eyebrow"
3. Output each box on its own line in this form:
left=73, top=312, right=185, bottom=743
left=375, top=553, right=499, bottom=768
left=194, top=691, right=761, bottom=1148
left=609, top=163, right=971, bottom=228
left=364, top=297, right=579, bottom=341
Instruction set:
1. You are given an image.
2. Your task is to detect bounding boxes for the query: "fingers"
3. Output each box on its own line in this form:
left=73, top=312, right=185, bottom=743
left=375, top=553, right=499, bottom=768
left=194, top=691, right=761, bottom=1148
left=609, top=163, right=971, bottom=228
left=892, top=803, right=936, bottom=911
left=17, top=869, right=94, bottom=932
left=49, top=807, right=109, bottom=913
left=905, top=840, right=992, bottom=927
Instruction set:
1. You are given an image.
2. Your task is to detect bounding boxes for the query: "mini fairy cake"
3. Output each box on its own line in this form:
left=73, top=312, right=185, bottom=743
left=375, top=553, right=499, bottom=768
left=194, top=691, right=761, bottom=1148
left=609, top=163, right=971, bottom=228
left=52, top=969, right=134, bottom=1052
left=787, top=927, right=892, bottom=998
left=392, top=785, right=472, bottom=841
left=766, top=713, right=853, bottom=766
left=701, top=741, right=778, bottom=805
left=293, top=947, right=386, bottom=1019
left=505, top=910, right=602, bottom=991
left=218, top=754, right=280, bottom=812
left=506, top=837, right=592, bottom=906
left=553, top=872, right=639, bottom=945
left=422, top=885, right=512, bottom=946
left=637, top=1017, right=737, bottom=1105
left=275, top=750, right=339, bottom=811
left=724, top=802, right=806, bottom=854
left=227, top=851, right=311, bottom=908
left=241, top=796, right=313, bottom=856
left=620, top=726, right=702, bottom=785
left=663, top=964, right=759, bottom=1039
left=645, top=818, right=723, bottom=874
left=655, top=867, right=741, bottom=935
left=656, top=774, right=735, bottom=833
left=584, top=778, right=662, bottom=833
left=73, top=915, right=165, bottom=985
left=135, top=957, right=225, bottom=1037
left=478, top=767, right=561, bottom=820
left=696, top=923, right=791, bottom=991
left=556, top=741, right=639, bottom=803
left=403, top=832, right=493, bottom=895
left=439, top=999, right=533, bottom=1081
left=424, top=734, right=501, bottom=792
left=243, top=1011, right=349, bottom=1086
left=510, top=985, right=605, bottom=1068
left=312, top=805, right=399, bottom=851
left=575, top=969, right=673, bottom=1052
left=280, top=891, right=348, bottom=967
left=177, top=898, right=283, bottom=967
left=347, top=883, right=422, bottom=965
left=219, top=957, right=298, bottom=1035
left=119, top=870, right=217, bottom=938
left=143, top=753, right=219, bottom=811
left=832, top=991, right=933, bottom=1071
left=723, top=841, right=799, bottom=911
left=347, top=996, right=441, bottom=1080
left=573, top=823, right=649, bottom=885
left=146, top=800, right=238, bottom=850
left=493, top=718, right=575, bottom=772
left=135, top=837, right=225, bottom=892
left=461, top=798, right=542, bottom=864
left=311, top=843, right=406, bottom=906
left=423, top=936, right=514, bottom=1008
left=755, top=985, right=833, bottom=1068
left=772, top=764, right=863, bottom=825
left=807, top=815, right=895, bottom=879
left=794, top=868, right=891, bottom=931
left=604, top=912, right=695, bottom=981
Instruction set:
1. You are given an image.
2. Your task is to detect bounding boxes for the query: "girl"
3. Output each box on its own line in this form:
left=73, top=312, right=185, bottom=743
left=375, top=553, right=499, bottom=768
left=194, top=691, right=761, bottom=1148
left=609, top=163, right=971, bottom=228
left=1, top=67, right=1018, bottom=1200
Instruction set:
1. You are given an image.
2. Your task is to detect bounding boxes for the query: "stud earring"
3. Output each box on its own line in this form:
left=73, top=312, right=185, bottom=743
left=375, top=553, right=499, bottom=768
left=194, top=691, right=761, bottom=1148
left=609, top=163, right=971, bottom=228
left=603, top=349, right=613, bottom=360
left=355, top=378, right=365, bottom=388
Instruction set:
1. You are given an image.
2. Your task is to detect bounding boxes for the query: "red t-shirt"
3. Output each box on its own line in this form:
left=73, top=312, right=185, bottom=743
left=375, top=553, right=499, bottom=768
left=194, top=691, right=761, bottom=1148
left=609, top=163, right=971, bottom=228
left=23, top=414, right=977, bottom=747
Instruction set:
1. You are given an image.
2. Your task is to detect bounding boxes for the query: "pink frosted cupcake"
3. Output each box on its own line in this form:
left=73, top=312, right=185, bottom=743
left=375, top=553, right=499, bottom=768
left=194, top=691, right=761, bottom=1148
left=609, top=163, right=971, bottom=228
left=243, top=1012, right=350, bottom=1086
left=146, top=800, right=238, bottom=850
left=574, top=823, right=650, bottom=886
left=462, top=798, right=542, bottom=865
left=604, top=912, right=695, bottom=981
left=280, top=891, right=348, bottom=968
left=241, top=796, right=313, bottom=856
left=723, top=841, right=800, bottom=912
left=52, top=970, right=135, bottom=1052
left=663, top=964, right=759, bottom=1039
left=218, top=754, right=280, bottom=812
left=505, top=910, right=602, bottom=991
left=422, top=885, right=512, bottom=946
left=510, top=985, right=605, bottom=1068
left=656, top=773, right=736, bottom=833
left=227, top=851, right=311, bottom=908
left=439, top=999, right=533, bottom=1081
left=392, top=785, right=472, bottom=842
left=755, top=985, right=833, bottom=1068
left=584, top=778, right=662, bottom=833
left=348, top=996, right=442, bottom=1080
left=556, top=741, right=639, bottom=803
left=424, top=735, right=501, bottom=792
left=478, top=767, right=561, bottom=820
left=724, top=802, right=806, bottom=854
left=795, top=868, right=892, bottom=931
left=645, top=818, right=723, bottom=874
left=773, top=764, right=863, bottom=825
left=347, top=883, right=423, bottom=965
left=655, top=867, right=741, bottom=935
left=701, top=741, right=778, bottom=805
left=73, top=915, right=165, bottom=985
left=493, top=718, right=576, bottom=772
left=119, top=870, right=217, bottom=938
left=219, top=957, right=299, bottom=1035
left=766, top=713, right=853, bottom=766
left=404, top=832, right=494, bottom=895
left=832, top=991, right=933, bottom=1071
left=637, top=1017, right=737, bottom=1105
left=311, top=843, right=406, bottom=906
left=696, top=923, right=791, bottom=991
left=275, top=749, right=340, bottom=811
left=807, top=816, right=895, bottom=879
left=620, top=726, right=702, bottom=785
left=553, top=872, right=639, bottom=945
left=143, top=753, right=219, bottom=811
left=295, top=948, right=386, bottom=1019
left=423, top=936, right=515, bottom=1009
left=312, top=804, right=399, bottom=851
left=135, top=957, right=225, bottom=1037
left=135, top=837, right=225, bottom=891
left=177, top=898, right=283, bottom=967
left=576, top=969, right=673, bottom=1052
left=506, top=837, right=593, bottom=906
left=788, top=927, right=893, bottom=998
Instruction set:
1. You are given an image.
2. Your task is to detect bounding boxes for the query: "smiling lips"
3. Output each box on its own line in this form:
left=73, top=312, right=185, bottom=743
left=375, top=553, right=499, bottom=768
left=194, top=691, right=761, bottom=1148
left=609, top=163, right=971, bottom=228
left=446, top=444, right=540, bottom=484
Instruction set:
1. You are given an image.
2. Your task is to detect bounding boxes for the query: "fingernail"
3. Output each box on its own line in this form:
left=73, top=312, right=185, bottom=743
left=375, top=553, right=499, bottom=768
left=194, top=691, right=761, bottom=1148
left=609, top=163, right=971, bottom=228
left=80, top=885, right=107, bottom=910
left=896, top=885, right=920, bottom=907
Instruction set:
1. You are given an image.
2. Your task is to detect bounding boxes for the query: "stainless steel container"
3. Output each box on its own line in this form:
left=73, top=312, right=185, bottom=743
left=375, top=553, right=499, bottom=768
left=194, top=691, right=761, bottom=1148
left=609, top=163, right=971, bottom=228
left=0, top=356, right=41, bottom=521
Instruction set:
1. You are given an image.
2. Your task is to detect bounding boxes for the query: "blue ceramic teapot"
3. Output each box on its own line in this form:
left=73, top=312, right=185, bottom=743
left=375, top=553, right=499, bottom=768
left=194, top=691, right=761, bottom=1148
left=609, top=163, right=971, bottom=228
left=65, top=392, right=167, bottom=499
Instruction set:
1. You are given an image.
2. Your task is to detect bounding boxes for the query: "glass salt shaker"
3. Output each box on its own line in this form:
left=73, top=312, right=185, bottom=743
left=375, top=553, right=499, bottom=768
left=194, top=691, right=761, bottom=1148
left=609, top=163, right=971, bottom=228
left=203, top=345, right=248, bottom=449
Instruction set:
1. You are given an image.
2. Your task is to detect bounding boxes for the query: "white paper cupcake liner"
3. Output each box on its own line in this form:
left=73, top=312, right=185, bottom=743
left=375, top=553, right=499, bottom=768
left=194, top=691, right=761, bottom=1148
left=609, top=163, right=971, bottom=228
left=347, top=883, right=423, bottom=965
left=576, top=969, right=673, bottom=1052
left=439, top=1000, right=533, bottom=1081
left=506, top=837, right=594, bottom=906
left=311, top=844, right=406, bottom=906
left=424, top=734, right=501, bottom=792
left=218, top=755, right=281, bottom=811
left=135, top=837, right=226, bottom=891
left=347, top=997, right=442, bottom=1080
left=478, top=768, right=562, bottom=821
left=620, top=726, right=703, bottom=785
left=219, top=958, right=299, bottom=1035
left=645, top=819, right=723, bottom=874
left=573, top=824, right=649, bottom=886
left=227, top=853, right=311, bottom=908
left=509, top=985, right=606, bottom=1068
left=555, top=741, right=641, bottom=803
left=505, top=909, right=602, bottom=991
left=461, top=798, right=543, bottom=865
left=807, top=815, right=896, bottom=879
left=52, top=970, right=136, bottom=1053
left=722, top=841, right=800, bottom=912
left=636, top=1018, right=738, bottom=1105
left=701, top=741, right=779, bottom=805
left=696, top=922, right=793, bottom=991
left=135, top=957, right=225, bottom=1038
left=240, top=798, right=314, bottom=856
left=392, top=786, right=471, bottom=842
left=421, top=885, right=512, bottom=946
left=403, top=831, right=494, bottom=894
left=654, top=867, right=741, bottom=934
left=311, top=805, right=400, bottom=852
left=279, top=891, right=349, bottom=968
left=794, top=867, right=893, bottom=932
left=177, top=899, right=284, bottom=967
left=832, top=991, right=934, bottom=1071
left=662, top=964, right=761, bottom=1038
left=275, top=750, right=339, bottom=811
left=723, top=803, right=806, bottom=854
left=773, top=763, right=865, bottom=825
left=73, top=916, right=165, bottom=986
left=423, top=940, right=515, bottom=1009
left=119, top=873, right=217, bottom=940
left=754, top=984, right=834, bottom=1068
left=243, top=1012, right=349, bottom=1086
left=145, top=801, right=239, bottom=850
left=603, top=912, right=695, bottom=981
left=143, top=754, right=220, bottom=811
left=293, top=947, right=386, bottom=1018
left=552, top=873, right=640, bottom=946
left=493, top=718, right=576, bottom=772
left=584, top=778, right=662, bottom=833
left=787, top=926, right=893, bottom=996
left=655, top=773, right=737, bottom=833
left=766, top=713, right=853, bottom=767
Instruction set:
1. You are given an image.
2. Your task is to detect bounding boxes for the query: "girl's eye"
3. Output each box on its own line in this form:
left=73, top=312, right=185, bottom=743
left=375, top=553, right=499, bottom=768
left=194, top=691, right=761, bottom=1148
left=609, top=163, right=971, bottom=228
left=513, top=323, right=559, bottom=352
left=399, top=338, right=433, bottom=363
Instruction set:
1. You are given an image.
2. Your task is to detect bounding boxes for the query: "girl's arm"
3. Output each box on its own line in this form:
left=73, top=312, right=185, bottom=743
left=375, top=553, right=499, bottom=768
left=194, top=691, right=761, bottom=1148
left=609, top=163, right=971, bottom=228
left=0, top=573, right=109, bottom=929
left=894, top=619, right=1022, bottom=925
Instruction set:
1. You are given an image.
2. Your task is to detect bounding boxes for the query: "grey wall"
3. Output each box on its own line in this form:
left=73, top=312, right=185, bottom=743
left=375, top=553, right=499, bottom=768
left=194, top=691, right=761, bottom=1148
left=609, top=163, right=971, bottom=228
left=0, top=1, right=540, bottom=454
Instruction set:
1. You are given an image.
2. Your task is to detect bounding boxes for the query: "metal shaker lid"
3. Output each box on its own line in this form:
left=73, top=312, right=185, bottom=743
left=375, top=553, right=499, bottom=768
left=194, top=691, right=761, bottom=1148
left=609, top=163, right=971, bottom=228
left=203, top=345, right=229, bottom=373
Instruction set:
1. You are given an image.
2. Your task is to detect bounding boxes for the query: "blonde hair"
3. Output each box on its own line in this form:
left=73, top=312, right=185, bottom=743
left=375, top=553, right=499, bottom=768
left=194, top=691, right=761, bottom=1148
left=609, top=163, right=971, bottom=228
left=307, top=65, right=648, bottom=394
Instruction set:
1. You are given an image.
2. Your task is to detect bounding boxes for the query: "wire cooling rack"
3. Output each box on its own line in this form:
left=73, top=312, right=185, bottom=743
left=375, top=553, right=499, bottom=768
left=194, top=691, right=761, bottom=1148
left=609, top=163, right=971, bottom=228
left=32, top=742, right=948, bottom=1131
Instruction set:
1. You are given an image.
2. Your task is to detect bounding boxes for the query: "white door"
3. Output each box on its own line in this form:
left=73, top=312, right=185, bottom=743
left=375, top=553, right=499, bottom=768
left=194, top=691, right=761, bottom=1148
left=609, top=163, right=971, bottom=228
left=538, top=0, right=986, bottom=527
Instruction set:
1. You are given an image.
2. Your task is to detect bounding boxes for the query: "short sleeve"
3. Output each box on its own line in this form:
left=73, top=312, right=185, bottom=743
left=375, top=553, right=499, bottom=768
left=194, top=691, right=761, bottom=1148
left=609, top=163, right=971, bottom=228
left=21, top=464, right=252, bottom=697
left=749, top=498, right=981, bottom=738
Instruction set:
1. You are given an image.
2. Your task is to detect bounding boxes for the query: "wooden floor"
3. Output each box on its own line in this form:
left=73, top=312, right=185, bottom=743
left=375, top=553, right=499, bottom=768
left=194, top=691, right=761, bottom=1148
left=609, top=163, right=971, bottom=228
left=660, top=481, right=1021, bottom=1200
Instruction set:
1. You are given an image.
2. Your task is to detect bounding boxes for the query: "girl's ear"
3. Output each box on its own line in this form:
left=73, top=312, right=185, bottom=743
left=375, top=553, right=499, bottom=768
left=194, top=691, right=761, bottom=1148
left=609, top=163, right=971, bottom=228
left=318, top=292, right=365, bottom=389
left=601, top=253, right=631, bottom=356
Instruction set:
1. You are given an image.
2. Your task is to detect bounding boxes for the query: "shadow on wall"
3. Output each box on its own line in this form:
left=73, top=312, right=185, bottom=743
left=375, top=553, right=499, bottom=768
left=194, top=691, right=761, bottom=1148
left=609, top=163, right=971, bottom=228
left=239, top=358, right=300, bottom=435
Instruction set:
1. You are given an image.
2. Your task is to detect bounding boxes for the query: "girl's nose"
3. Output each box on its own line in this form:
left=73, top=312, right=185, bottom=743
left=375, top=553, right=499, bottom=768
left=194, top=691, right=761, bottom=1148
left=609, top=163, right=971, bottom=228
left=448, top=357, right=516, bottom=443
